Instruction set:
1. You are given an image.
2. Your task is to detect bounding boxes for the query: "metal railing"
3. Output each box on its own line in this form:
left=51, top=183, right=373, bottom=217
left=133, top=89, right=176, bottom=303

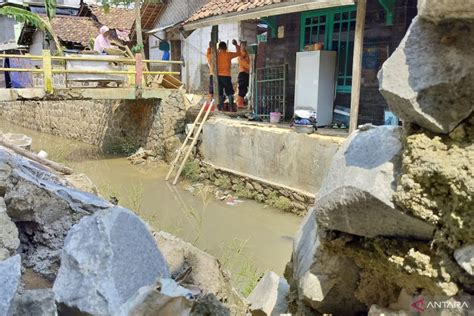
left=254, top=64, right=287, bottom=119
left=0, top=50, right=183, bottom=93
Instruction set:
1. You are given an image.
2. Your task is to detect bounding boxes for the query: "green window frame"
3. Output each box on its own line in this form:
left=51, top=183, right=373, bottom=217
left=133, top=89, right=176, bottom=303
left=300, top=5, right=356, bottom=94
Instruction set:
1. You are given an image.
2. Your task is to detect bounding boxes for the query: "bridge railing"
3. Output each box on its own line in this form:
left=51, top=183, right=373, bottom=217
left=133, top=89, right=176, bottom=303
left=0, top=50, right=183, bottom=93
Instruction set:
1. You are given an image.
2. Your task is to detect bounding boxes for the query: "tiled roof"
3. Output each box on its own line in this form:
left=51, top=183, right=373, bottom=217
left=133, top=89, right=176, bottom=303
left=50, top=16, right=99, bottom=45
left=186, top=0, right=283, bottom=23
left=89, top=5, right=135, bottom=31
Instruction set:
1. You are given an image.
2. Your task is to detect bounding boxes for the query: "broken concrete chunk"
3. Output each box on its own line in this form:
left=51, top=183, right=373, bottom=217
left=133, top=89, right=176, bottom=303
left=0, top=255, right=22, bottom=316
left=0, top=162, right=12, bottom=196
left=454, top=245, right=474, bottom=276
left=11, top=289, right=57, bottom=316
left=1, top=133, right=32, bottom=150
left=379, top=17, right=474, bottom=134
left=315, top=126, right=434, bottom=239
left=118, top=279, right=193, bottom=316
left=53, top=207, right=169, bottom=315
left=418, top=0, right=474, bottom=23
left=153, top=231, right=248, bottom=315
left=247, top=271, right=289, bottom=316
left=0, top=197, right=20, bottom=261
left=286, top=209, right=366, bottom=315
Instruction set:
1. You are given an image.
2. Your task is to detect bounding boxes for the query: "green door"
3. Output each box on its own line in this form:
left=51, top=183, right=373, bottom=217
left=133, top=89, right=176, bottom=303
left=300, top=5, right=356, bottom=94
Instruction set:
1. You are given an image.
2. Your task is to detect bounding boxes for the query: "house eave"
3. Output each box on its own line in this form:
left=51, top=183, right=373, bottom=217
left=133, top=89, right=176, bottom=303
left=183, top=0, right=355, bottom=31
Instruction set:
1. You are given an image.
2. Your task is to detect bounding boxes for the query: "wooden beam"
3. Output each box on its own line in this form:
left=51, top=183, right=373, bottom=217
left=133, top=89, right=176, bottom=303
left=348, top=0, right=366, bottom=134
left=211, top=25, right=219, bottom=102
left=183, top=0, right=355, bottom=31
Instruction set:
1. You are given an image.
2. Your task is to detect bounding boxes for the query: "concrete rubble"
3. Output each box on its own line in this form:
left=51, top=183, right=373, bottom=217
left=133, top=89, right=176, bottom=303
left=53, top=207, right=170, bottom=314
left=417, top=0, right=474, bottom=23
left=0, top=255, right=21, bottom=316
left=11, top=289, right=57, bottom=316
left=0, top=145, right=249, bottom=315
left=286, top=3, right=474, bottom=315
left=379, top=17, right=473, bottom=134
left=315, top=125, right=434, bottom=240
left=247, top=271, right=289, bottom=316
left=0, top=133, right=32, bottom=150
left=154, top=231, right=249, bottom=315
left=0, top=197, right=19, bottom=261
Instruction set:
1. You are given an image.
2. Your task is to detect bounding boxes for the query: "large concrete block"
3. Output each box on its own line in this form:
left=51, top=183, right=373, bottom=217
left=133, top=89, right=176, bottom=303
left=379, top=17, right=474, bottom=134
left=315, top=126, right=434, bottom=239
left=418, top=0, right=474, bottom=23
left=454, top=245, right=474, bottom=276
left=0, top=255, right=21, bottom=316
left=287, top=209, right=366, bottom=315
left=53, top=207, right=169, bottom=315
left=247, top=271, right=289, bottom=316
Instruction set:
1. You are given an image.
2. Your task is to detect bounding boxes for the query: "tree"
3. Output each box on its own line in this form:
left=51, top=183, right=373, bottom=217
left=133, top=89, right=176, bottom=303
left=0, top=2, right=63, bottom=54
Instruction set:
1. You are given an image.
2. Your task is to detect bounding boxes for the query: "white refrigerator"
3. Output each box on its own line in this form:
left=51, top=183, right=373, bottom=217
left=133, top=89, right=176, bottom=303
left=294, top=51, right=337, bottom=127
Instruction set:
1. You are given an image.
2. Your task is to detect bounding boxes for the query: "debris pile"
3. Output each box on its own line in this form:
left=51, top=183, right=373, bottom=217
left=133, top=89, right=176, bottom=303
left=284, top=2, right=473, bottom=314
left=0, top=145, right=248, bottom=315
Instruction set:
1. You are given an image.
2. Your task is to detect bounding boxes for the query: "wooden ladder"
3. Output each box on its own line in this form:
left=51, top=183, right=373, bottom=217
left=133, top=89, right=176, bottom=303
left=166, top=100, right=214, bottom=185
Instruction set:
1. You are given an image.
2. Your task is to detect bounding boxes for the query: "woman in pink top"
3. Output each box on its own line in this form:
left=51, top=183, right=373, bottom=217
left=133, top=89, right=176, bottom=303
left=94, top=26, right=112, bottom=54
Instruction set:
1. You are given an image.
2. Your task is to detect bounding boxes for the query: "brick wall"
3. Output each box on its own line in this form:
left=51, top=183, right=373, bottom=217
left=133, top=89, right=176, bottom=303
left=261, top=13, right=300, bottom=118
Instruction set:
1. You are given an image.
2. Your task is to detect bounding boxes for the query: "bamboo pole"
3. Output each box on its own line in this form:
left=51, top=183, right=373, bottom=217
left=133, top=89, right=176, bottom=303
left=0, top=68, right=43, bottom=72
left=0, top=140, right=73, bottom=175
left=349, top=0, right=367, bottom=134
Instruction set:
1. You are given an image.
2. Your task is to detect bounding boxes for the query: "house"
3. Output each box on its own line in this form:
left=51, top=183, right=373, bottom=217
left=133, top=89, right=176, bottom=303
left=182, top=0, right=417, bottom=128
left=147, top=0, right=260, bottom=92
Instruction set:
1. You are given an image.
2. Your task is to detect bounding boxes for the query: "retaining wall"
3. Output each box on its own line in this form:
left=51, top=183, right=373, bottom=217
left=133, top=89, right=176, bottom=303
left=200, top=118, right=345, bottom=196
left=0, top=88, right=186, bottom=159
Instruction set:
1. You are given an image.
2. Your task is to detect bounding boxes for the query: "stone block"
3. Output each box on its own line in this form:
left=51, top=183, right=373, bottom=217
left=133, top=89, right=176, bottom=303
left=0, top=255, right=21, bottom=316
left=379, top=17, right=474, bottom=134
left=315, top=126, right=434, bottom=239
left=0, top=162, right=12, bottom=196
left=11, top=289, right=57, bottom=316
left=0, top=197, right=19, bottom=261
left=247, top=271, right=289, bottom=316
left=418, top=0, right=474, bottom=23
left=53, top=207, right=169, bottom=315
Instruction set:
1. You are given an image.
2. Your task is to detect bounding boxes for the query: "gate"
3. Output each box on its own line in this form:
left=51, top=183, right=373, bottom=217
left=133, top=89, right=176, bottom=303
left=254, top=64, right=287, bottom=120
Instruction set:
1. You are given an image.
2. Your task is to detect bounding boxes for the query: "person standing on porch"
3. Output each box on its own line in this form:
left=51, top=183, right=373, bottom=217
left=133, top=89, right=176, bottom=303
left=207, top=39, right=241, bottom=111
left=236, top=40, right=250, bottom=108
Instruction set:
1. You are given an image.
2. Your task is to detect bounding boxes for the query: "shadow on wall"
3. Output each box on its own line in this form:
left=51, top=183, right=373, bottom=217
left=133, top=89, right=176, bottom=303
left=101, top=99, right=159, bottom=155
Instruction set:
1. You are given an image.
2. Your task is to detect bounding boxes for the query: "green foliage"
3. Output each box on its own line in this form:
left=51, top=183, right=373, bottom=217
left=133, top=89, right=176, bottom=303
left=219, top=238, right=261, bottom=296
left=131, top=43, right=144, bottom=54
left=182, top=160, right=200, bottom=182
left=0, top=4, right=63, bottom=54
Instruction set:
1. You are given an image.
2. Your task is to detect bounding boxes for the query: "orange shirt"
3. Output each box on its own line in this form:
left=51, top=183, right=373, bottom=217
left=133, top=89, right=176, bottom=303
left=238, top=50, right=250, bottom=73
left=207, top=46, right=241, bottom=77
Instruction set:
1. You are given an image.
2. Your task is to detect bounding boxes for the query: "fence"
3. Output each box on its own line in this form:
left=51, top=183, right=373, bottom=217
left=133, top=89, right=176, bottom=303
left=0, top=50, right=183, bottom=93
left=254, top=64, right=287, bottom=119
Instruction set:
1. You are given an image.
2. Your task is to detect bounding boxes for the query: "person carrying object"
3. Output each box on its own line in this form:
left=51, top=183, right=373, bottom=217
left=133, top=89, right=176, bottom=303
left=236, top=40, right=250, bottom=108
left=207, top=39, right=241, bottom=111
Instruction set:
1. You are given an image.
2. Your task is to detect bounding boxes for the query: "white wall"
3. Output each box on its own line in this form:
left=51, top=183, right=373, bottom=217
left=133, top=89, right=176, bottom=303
left=182, top=23, right=240, bottom=93
left=29, top=31, right=44, bottom=67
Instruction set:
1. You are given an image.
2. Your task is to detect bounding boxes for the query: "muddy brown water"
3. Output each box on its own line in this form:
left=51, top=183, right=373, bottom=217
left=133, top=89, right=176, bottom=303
left=0, top=119, right=301, bottom=291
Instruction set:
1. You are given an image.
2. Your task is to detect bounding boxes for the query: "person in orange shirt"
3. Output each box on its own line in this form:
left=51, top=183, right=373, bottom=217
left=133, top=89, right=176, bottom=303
left=207, top=40, right=241, bottom=111
left=236, top=41, right=250, bottom=108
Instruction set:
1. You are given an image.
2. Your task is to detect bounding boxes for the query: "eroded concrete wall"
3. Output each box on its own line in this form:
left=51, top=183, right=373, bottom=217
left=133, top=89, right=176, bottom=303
left=0, top=90, right=185, bottom=158
left=200, top=118, right=345, bottom=195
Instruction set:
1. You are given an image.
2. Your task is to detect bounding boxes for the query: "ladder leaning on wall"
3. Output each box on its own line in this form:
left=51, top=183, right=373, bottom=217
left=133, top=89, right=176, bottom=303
left=165, top=100, right=215, bottom=185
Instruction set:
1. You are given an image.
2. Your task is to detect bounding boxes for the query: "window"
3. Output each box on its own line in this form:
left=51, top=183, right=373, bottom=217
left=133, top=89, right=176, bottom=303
left=300, top=6, right=356, bottom=93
